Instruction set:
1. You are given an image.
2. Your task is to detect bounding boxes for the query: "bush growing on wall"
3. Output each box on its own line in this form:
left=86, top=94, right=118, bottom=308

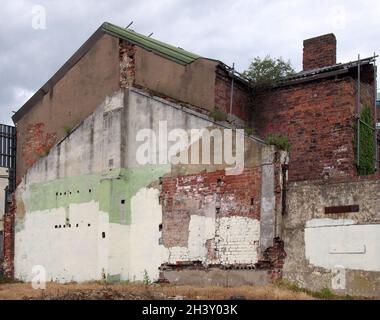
left=354, top=105, right=375, bottom=175
left=266, top=133, right=291, bottom=152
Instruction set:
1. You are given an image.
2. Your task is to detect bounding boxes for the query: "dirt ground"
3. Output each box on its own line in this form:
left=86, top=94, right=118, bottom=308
left=0, top=281, right=316, bottom=300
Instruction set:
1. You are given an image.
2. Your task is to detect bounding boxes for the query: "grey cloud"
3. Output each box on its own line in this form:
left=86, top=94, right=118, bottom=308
left=1, top=0, right=379, bottom=125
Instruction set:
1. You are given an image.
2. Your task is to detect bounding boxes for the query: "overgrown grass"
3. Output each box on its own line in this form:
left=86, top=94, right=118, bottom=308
left=276, top=280, right=357, bottom=300
left=0, top=277, right=22, bottom=284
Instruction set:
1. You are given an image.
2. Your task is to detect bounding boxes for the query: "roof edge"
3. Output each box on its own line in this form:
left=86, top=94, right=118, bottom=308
left=12, top=25, right=106, bottom=123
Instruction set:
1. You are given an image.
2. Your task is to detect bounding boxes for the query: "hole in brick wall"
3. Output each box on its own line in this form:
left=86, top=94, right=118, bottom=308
left=216, top=207, right=220, bottom=214
left=69, top=191, right=72, bottom=195
left=59, top=193, right=62, bottom=196
left=59, top=225, right=62, bottom=228
left=89, top=189, right=92, bottom=193
left=64, top=192, right=66, bottom=195
left=68, top=224, right=71, bottom=228
left=251, top=197, right=254, bottom=205
left=76, top=224, right=79, bottom=227
left=159, top=223, right=162, bottom=231
left=77, top=190, right=80, bottom=194
left=102, top=232, right=106, bottom=239
left=56, top=192, right=58, bottom=196
left=121, top=199, right=125, bottom=204
left=63, top=225, right=66, bottom=228
left=217, top=178, right=222, bottom=186
left=159, top=177, right=163, bottom=185
left=54, top=225, right=58, bottom=228
left=88, top=223, right=91, bottom=227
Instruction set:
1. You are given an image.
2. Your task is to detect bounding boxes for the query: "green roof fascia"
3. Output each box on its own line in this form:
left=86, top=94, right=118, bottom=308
left=102, top=22, right=200, bottom=65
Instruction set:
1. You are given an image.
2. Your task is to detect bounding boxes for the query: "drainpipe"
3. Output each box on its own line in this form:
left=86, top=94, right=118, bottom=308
left=357, top=54, right=361, bottom=169
left=229, top=63, right=235, bottom=117
left=374, top=53, right=378, bottom=171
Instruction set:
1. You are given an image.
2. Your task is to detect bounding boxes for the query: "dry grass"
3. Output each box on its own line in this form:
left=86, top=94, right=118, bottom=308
left=0, top=281, right=315, bottom=300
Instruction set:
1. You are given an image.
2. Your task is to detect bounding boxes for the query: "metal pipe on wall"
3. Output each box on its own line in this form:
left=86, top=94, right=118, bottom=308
left=357, top=54, right=361, bottom=168
left=374, top=53, right=378, bottom=170
left=229, top=63, right=235, bottom=117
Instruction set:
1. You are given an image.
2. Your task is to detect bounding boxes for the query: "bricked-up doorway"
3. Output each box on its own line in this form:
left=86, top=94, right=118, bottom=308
left=0, top=124, right=16, bottom=276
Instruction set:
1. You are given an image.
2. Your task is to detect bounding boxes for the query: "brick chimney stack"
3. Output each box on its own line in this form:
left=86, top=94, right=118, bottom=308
left=303, top=33, right=336, bottom=71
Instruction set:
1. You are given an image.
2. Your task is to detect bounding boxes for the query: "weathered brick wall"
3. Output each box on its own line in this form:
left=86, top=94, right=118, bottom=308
left=303, top=34, right=336, bottom=71
left=119, top=40, right=135, bottom=88
left=21, top=123, right=57, bottom=171
left=2, top=193, right=16, bottom=278
left=161, top=168, right=262, bottom=265
left=214, top=67, right=252, bottom=124
left=253, top=77, right=358, bottom=182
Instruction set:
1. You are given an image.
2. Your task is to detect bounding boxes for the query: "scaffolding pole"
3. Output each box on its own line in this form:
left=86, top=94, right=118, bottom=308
left=357, top=54, right=361, bottom=168
left=374, top=53, right=378, bottom=170
left=229, top=63, right=235, bottom=117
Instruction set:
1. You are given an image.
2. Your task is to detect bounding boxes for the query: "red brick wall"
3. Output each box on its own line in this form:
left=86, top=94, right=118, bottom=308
left=160, top=168, right=261, bottom=248
left=253, top=77, right=358, bottom=182
left=214, top=67, right=252, bottom=123
left=2, top=193, right=16, bottom=278
left=303, top=34, right=336, bottom=71
left=20, top=123, right=57, bottom=182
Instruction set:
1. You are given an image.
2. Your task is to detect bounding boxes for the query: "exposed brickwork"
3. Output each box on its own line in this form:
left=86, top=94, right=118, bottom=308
left=160, top=168, right=261, bottom=248
left=20, top=123, right=56, bottom=178
left=256, top=237, right=286, bottom=282
left=119, top=40, right=135, bottom=88
left=2, top=193, right=16, bottom=278
left=214, top=67, right=252, bottom=123
left=303, top=34, right=336, bottom=71
left=253, top=77, right=359, bottom=182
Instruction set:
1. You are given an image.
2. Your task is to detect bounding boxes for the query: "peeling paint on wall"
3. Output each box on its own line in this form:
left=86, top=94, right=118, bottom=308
left=12, top=88, right=282, bottom=283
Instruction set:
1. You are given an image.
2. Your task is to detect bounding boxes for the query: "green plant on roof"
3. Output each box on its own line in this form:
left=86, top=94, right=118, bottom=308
left=354, top=105, right=375, bottom=176
left=244, top=127, right=255, bottom=136
left=210, top=109, right=228, bottom=122
left=63, top=125, right=73, bottom=135
left=266, top=133, right=291, bottom=152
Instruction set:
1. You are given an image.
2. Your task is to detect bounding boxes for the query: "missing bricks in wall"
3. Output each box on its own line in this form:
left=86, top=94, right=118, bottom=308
left=324, top=204, right=360, bottom=214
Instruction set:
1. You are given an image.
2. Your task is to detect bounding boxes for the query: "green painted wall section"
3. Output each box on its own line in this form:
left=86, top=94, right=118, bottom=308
left=21, top=165, right=170, bottom=226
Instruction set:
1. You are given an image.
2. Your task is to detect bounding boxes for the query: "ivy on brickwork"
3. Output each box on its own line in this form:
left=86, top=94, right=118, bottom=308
left=266, top=134, right=291, bottom=152
left=242, top=56, right=295, bottom=88
left=354, top=105, right=375, bottom=175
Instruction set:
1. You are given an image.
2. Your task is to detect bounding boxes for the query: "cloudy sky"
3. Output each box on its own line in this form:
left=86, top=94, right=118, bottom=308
left=1, top=0, right=379, bottom=125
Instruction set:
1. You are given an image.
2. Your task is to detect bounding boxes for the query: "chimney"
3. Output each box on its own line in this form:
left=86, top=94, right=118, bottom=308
left=303, top=33, right=336, bottom=71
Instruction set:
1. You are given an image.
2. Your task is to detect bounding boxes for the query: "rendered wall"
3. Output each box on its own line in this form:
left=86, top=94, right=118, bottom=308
left=133, top=45, right=218, bottom=112
left=12, top=87, right=281, bottom=283
left=14, top=34, right=120, bottom=183
left=283, top=178, right=380, bottom=297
